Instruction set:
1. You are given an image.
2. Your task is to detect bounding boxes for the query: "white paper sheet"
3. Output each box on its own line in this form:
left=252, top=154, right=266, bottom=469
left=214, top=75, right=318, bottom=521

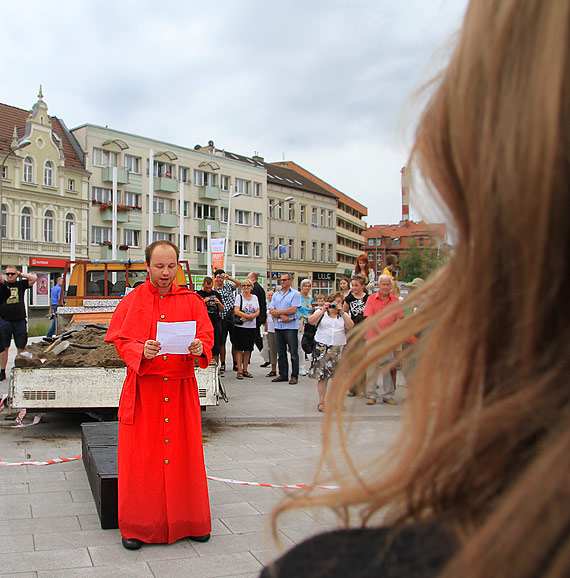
left=156, top=321, right=196, bottom=355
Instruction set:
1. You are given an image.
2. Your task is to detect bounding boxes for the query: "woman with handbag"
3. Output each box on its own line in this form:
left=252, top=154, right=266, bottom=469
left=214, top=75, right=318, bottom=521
left=233, top=280, right=260, bottom=379
left=308, top=292, right=354, bottom=412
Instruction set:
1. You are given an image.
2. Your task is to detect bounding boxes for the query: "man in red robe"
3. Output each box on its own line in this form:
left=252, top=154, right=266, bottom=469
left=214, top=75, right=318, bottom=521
left=105, top=240, right=214, bottom=550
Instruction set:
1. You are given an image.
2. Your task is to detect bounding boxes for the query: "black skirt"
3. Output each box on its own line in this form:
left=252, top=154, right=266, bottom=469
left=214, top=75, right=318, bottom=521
left=234, top=326, right=256, bottom=352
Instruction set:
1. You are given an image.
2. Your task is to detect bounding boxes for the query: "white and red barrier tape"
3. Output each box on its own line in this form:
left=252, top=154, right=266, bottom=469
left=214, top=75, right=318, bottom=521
left=0, top=394, right=7, bottom=411
left=0, top=454, right=339, bottom=489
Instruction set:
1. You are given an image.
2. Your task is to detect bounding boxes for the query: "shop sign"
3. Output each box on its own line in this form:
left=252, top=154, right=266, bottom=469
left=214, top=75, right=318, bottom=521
left=30, top=257, right=69, bottom=268
left=313, top=272, right=335, bottom=281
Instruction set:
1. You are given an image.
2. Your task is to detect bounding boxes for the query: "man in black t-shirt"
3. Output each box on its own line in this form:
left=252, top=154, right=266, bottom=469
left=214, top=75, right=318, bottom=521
left=0, top=265, right=38, bottom=381
left=196, top=277, right=223, bottom=365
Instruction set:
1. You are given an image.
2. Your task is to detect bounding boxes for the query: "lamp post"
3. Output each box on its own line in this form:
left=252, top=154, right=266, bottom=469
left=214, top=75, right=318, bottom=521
left=267, top=196, right=293, bottom=291
left=0, top=140, right=31, bottom=271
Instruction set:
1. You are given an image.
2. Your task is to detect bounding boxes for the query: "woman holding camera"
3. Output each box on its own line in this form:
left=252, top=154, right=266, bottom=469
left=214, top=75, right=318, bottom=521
left=233, top=279, right=260, bottom=379
left=308, top=292, right=354, bottom=412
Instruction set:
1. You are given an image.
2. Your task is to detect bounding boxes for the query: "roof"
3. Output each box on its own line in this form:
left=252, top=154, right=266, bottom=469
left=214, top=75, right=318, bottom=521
left=272, top=160, right=367, bottom=216
left=0, top=102, right=85, bottom=171
left=365, top=221, right=447, bottom=240
left=221, top=151, right=338, bottom=200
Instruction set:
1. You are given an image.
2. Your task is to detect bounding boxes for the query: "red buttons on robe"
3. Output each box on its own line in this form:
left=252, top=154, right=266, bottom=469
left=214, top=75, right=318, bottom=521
left=160, top=314, right=165, bottom=319
left=165, top=418, right=169, bottom=423
left=163, top=355, right=167, bottom=360
left=164, top=377, right=168, bottom=381
left=164, top=397, right=169, bottom=402
left=165, top=459, right=169, bottom=464
left=165, top=439, right=169, bottom=444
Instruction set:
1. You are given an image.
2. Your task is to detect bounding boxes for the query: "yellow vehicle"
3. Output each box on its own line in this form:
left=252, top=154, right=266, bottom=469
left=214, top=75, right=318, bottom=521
left=63, top=259, right=192, bottom=307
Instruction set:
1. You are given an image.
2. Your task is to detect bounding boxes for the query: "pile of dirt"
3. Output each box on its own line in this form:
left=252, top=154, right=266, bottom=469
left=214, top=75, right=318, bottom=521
left=15, top=326, right=125, bottom=368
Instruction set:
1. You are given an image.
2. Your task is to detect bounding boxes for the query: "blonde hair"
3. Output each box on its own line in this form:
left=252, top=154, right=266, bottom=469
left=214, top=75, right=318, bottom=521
left=270, top=1, right=570, bottom=577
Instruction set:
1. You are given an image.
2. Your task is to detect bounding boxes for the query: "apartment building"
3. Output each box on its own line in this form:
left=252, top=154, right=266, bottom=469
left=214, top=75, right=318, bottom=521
left=0, top=90, right=90, bottom=316
left=70, top=128, right=267, bottom=282
left=272, top=161, right=367, bottom=287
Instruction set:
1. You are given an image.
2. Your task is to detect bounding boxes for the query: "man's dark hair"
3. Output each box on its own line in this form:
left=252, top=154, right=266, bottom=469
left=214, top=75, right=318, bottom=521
left=203, top=277, right=213, bottom=285
left=214, top=269, right=225, bottom=276
left=145, top=240, right=180, bottom=264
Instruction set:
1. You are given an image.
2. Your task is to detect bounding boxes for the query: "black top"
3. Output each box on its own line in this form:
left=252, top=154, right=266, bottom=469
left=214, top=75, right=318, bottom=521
left=196, top=289, right=223, bottom=322
left=252, top=282, right=267, bottom=326
left=259, top=522, right=457, bottom=578
left=344, top=292, right=369, bottom=325
left=0, top=279, right=31, bottom=321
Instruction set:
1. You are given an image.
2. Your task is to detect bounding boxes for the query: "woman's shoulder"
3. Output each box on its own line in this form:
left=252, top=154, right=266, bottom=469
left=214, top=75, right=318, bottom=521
left=260, top=521, right=457, bottom=578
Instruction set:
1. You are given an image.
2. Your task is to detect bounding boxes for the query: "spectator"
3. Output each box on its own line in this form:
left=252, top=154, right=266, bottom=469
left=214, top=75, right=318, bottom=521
left=269, top=273, right=301, bottom=385
left=308, top=292, right=354, bottom=412
left=261, top=1, right=570, bottom=575
left=338, top=277, right=351, bottom=301
left=381, top=254, right=398, bottom=280
left=46, top=276, right=63, bottom=340
left=343, top=275, right=369, bottom=397
left=247, top=271, right=267, bottom=352
left=261, top=290, right=278, bottom=377
left=196, top=277, right=223, bottom=365
left=213, top=269, right=241, bottom=375
left=0, top=266, right=37, bottom=381
left=297, top=279, right=313, bottom=376
left=353, top=253, right=375, bottom=293
left=233, top=279, right=260, bottom=379
left=364, top=274, right=403, bottom=405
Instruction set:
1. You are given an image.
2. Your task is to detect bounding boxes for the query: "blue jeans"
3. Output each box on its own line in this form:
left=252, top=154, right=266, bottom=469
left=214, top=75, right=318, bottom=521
left=46, top=305, right=58, bottom=338
left=274, top=329, right=299, bottom=379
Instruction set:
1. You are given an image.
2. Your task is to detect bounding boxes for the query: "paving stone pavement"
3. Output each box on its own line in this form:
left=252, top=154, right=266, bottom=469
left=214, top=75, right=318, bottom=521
left=0, top=343, right=405, bottom=577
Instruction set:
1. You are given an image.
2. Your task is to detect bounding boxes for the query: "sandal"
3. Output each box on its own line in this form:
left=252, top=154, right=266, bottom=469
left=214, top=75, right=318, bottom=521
left=317, top=403, right=325, bottom=413
left=236, top=372, right=244, bottom=380
left=266, top=371, right=277, bottom=377
left=243, top=371, right=253, bottom=378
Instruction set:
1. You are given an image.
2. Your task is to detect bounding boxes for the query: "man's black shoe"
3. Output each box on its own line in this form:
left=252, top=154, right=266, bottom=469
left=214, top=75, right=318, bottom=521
left=188, top=533, right=210, bottom=543
left=122, top=537, right=143, bottom=550
left=0, top=369, right=5, bottom=381
left=42, top=337, right=55, bottom=343
left=260, top=362, right=270, bottom=367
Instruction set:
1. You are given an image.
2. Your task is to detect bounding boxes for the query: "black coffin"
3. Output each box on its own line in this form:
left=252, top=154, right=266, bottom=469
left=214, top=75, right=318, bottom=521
left=81, top=422, right=119, bottom=530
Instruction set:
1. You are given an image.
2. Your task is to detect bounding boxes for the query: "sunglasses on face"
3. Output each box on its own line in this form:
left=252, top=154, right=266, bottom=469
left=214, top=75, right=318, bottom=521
left=5, top=272, right=17, bottom=276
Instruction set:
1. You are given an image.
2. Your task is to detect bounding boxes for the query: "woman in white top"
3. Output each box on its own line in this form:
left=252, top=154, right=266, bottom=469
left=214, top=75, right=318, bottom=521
left=233, top=280, right=260, bottom=379
left=308, top=292, right=354, bottom=412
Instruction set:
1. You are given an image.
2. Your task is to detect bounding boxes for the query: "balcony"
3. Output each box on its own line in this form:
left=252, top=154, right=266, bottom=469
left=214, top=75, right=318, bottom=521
left=102, top=167, right=129, bottom=184
left=198, top=219, right=220, bottom=233
left=153, top=177, right=178, bottom=193
left=153, top=212, right=178, bottom=228
left=99, top=207, right=130, bottom=223
left=198, top=185, right=220, bottom=200
left=197, top=253, right=209, bottom=267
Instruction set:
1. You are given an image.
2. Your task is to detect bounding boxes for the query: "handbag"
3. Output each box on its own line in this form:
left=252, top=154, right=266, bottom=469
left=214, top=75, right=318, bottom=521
left=301, top=315, right=322, bottom=354
left=227, top=295, right=245, bottom=325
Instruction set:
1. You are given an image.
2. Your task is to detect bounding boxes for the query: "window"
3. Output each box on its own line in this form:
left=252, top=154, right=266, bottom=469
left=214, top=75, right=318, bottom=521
left=1, top=166, right=6, bottom=179
left=124, top=229, right=140, bottom=247
left=221, top=207, right=229, bottom=224
left=124, top=192, right=140, bottom=208
left=183, top=201, right=190, bottom=217
left=391, top=237, right=401, bottom=246
left=234, top=240, right=250, bottom=256
left=368, top=252, right=374, bottom=261
left=300, top=240, right=306, bottom=261
left=1, top=204, right=7, bottom=239
left=92, top=187, right=112, bottom=204
left=44, top=210, right=54, bottom=242
left=194, top=237, right=208, bottom=253
left=253, top=182, right=262, bottom=197
left=278, top=237, right=285, bottom=260
left=23, top=157, right=34, bottom=183
left=327, top=210, right=333, bottom=228
left=253, top=212, right=262, bottom=227
left=20, top=207, right=31, bottom=240
left=178, top=167, right=190, bottom=183
left=288, top=203, right=295, bottom=221
left=311, top=207, right=317, bottom=225
left=235, top=209, right=250, bottom=226
left=368, top=238, right=375, bottom=246
left=320, top=209, right=326, bottom=227
left=328, top=244, right=334, bottom=263
left=419, top=237, right=424, bottom=246
left=320, top=243, right=326, bottom=262
left=376, top=238, right=382, bottom=246
left=152, top=161, right=173, bottom=178
left=183, top=235, right=190, bottom=251
left=221, top=175, right=230, bottom=191
left=300, top=205, right=306, bottom=224
left=152, top=232, right=172, bottom=242
left=194, top=170, right=217, bottom=187
left=288, top=238, right=295, bottom=260
left=67, top=179, right=75, bottom=191
left=235, top=178, right=250, bottom=195
left=65, top=214, right=74, bottom=244
left=43, top=161, right=54, bottom=187
left=125, top=155, right=141, bottom=174
left=254, top=242, right=262, bottom=258
left=92, top=226, right=112, bottom=245
left=312, top=241, right=317, bottom=261
left=194, top=203, right=216, bottom=220
left=93, top=148, right=117, bottom=168
left=153, top=197, right=167, bottom=213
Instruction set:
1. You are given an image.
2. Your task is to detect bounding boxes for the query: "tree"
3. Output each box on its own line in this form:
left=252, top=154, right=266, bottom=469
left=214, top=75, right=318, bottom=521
left=398, top=242, right=444, bottom=282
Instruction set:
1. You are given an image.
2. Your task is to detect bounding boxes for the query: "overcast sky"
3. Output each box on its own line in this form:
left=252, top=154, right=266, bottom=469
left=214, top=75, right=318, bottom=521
left=1, top=0, right=468, bottom=225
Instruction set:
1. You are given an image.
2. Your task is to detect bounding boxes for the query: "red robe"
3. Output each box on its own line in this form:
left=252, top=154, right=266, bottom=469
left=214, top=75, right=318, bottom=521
left=105, top=278, right=214, bottom=544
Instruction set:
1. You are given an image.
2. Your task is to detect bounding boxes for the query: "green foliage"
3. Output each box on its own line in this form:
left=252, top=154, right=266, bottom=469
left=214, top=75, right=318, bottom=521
left=28, top=321, right=50, bottom=337
left=399, top=242, right=445, bottom=282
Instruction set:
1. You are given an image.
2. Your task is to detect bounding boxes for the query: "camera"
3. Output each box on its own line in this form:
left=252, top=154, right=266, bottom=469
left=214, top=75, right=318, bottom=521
left=329, top=303, right=337, bottom=309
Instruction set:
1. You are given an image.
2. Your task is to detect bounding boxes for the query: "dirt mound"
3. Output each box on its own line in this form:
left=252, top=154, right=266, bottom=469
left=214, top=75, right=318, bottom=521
left=16, top=326, right=125, bottom=368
